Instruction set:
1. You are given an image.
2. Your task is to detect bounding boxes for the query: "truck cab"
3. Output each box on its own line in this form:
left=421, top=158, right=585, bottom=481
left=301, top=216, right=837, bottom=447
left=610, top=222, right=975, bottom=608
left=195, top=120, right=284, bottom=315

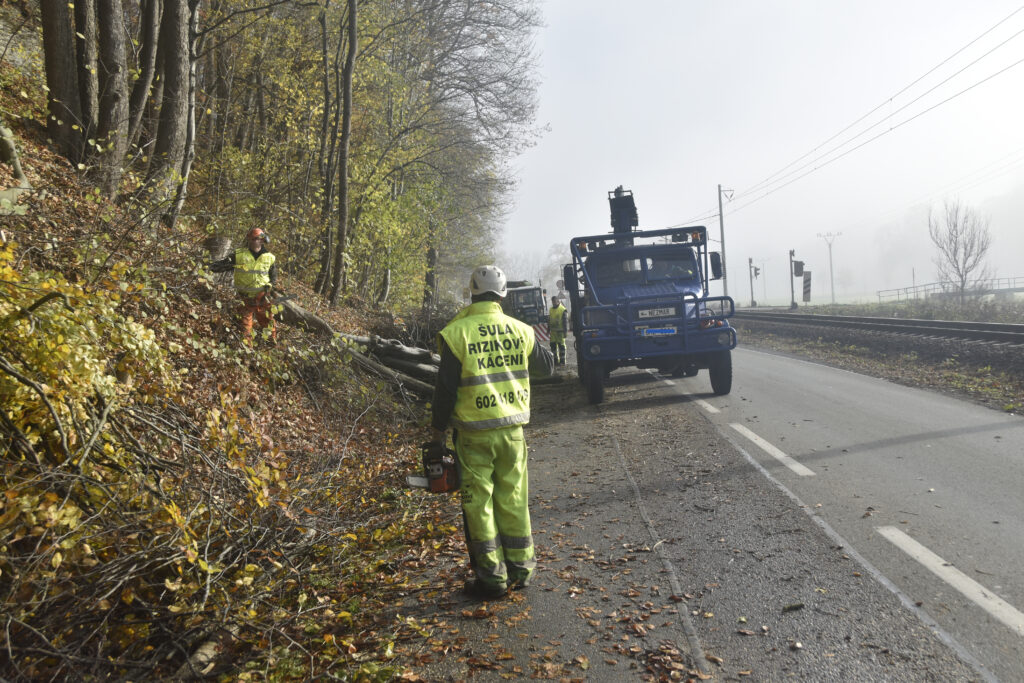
left=501, top=281, right=548, bottom=325
left=563, top=189, right=737, bottom=403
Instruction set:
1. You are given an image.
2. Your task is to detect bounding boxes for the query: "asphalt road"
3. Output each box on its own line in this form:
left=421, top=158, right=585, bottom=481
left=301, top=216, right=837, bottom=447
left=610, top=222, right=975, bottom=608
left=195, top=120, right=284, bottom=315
left=408, top=341, right=1011, bottom=681
left=673, top=346, right=1024, bottom=682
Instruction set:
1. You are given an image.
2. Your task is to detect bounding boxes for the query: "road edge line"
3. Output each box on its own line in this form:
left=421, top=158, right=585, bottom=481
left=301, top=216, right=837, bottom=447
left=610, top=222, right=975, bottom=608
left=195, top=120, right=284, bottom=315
left=712, top=422, right=998, bottom=683
left=877, top=526, right=1024, bottom=637
left=730, top=422, right=815, bottom=476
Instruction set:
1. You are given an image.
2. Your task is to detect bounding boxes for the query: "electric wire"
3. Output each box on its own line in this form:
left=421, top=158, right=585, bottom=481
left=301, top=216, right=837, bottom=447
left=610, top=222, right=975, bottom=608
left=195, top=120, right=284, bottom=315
left=726, top=53, right=1024, bottom=215
left=738, top=5, right=1024, bottom=198
left=669, top=5, right=1024, bottom=227
left=731, top=24, right=1024, bottom=206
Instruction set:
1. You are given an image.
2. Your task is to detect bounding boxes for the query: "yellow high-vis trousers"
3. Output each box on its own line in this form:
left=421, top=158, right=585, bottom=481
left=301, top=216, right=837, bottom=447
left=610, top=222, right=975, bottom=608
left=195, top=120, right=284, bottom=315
left=455, top=425, right=535, bottom=590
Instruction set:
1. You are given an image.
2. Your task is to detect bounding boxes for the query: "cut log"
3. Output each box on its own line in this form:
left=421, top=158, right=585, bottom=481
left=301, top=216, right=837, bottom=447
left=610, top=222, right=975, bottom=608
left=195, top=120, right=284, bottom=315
left=376, top=356, right=438, bottom=383
left=268, top=300, right=435, bottom=396
left=277, top=300, right=335, bottom=337
left=346, top=348, right=434, bottom=397
left=370, top=337, right=439, bottom=364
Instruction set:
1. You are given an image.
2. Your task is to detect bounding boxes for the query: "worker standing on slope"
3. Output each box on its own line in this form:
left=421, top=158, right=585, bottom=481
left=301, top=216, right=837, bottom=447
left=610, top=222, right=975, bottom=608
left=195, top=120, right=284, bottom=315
left=430, top=265, right=554, bottom=599
left=211, top=227, right=277, bottom=344
left=547, top=295, right=567, bottom=366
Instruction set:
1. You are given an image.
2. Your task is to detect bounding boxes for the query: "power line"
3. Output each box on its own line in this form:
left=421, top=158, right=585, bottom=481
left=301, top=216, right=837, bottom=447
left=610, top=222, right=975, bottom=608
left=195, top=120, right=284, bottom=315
left=669, top=5, right=1024, bottom=227
left=731, top=23, right=1024, bottom=204
left=739, top=5, right=1024, bottom=198
left=724, top=53, right=1024, bottom=215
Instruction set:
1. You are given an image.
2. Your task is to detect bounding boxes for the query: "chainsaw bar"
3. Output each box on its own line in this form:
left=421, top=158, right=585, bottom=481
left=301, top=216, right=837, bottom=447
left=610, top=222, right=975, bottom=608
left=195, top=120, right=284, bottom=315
left=405, top=474, right=430, bottom=489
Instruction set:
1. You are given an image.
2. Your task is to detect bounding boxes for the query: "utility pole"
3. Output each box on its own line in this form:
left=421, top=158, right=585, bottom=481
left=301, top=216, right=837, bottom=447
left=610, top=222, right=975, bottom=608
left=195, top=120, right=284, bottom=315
left=788, top=249, right=797, bottom=310
left=717, top=184, right=732, bottom=297
left=748, top=257, right=759, bottom=307
left=817, top=232, right=841, bottom=304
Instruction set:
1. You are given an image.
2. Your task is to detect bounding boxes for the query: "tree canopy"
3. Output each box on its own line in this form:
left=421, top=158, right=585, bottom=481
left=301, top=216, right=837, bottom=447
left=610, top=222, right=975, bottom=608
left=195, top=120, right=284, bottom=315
left=38, top=0, right=542, bottom=310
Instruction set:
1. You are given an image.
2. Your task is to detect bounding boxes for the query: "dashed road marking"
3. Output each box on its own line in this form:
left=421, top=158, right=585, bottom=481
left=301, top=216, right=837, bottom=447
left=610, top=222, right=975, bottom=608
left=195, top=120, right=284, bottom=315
left=644, top=369, right=720, bottom=413
left=877, top=526, right=1024, bottom=637
left=693, top=399, right=719, bottom=414
left=729, top=423, right=815, bottom=476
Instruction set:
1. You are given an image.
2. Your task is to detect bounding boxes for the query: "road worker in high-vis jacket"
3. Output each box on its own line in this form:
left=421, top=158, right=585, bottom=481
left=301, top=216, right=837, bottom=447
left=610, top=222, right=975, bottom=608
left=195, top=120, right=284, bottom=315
left=548, top=296, right=568, bottom=366
left=431, top=265, right=554, bottom=600
left=211, top=227, right=277, bottom=343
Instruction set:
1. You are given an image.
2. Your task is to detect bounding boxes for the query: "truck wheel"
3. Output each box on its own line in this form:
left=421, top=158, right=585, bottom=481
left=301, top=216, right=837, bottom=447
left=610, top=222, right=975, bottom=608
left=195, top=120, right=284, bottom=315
left=709, top=350, right=732, bottom=395
left=585, top=362, right=605, bottom=404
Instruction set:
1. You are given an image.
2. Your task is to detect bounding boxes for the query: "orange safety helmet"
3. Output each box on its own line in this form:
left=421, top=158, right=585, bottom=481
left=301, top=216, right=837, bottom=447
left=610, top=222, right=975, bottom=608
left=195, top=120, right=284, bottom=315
left=246, top=227, right=269, bottom=243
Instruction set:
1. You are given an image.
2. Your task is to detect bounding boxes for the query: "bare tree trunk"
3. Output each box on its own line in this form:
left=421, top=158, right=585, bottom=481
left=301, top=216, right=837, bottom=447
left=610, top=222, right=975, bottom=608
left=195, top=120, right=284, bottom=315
left=328, top=0, right=357, bottom=307
left=376, top=268, right=391, bottom=306
left=127, top=0, right=161, bottom=153
left=40, top=0, right=83, bottom=162
left=73, top=0, right=98, bottom=142
left=313, top=7, right=336, bottom=295
left=145, top=0, right=190, bottom=219
left=166, top=0, right=202, bottom=228
left=94, top=0, right=129, bottom=196
left=422, top=220, right=438, bottom=312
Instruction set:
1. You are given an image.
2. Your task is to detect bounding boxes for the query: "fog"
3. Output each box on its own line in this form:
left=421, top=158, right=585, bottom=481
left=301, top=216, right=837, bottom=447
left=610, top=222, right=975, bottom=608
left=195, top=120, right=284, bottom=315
left=501, top=1, right=1024, bottom=307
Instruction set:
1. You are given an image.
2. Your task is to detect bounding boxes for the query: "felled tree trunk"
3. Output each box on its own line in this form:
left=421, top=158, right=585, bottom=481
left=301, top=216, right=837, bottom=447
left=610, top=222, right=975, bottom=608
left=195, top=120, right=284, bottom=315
left=273, top=300, right=437, bottom=397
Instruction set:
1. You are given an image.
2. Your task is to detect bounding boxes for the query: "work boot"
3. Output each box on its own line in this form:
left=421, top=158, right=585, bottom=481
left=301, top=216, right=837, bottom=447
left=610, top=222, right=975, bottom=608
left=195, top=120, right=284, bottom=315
left=462, top=579, right=507, bottom=601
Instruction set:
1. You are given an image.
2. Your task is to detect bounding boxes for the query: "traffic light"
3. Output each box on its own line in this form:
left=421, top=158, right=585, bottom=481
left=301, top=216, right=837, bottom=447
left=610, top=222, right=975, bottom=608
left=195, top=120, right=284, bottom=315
left=792, top=260, right=804, bottom=277
left=753, top=266, right=760, bottom=278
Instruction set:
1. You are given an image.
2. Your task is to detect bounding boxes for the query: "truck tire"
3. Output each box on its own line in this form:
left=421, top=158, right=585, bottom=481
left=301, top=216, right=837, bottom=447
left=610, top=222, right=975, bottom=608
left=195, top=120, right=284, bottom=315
left=585, top=362, right=605, bottom=404
left=576, top=343, right=586, bottom=384
left=709, top=350, right=732, bottom=395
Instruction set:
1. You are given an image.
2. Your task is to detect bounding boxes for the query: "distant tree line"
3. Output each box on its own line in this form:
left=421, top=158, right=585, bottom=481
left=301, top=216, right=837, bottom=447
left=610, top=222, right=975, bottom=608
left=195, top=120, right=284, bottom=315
left=38, top=0, right=541, bottom=309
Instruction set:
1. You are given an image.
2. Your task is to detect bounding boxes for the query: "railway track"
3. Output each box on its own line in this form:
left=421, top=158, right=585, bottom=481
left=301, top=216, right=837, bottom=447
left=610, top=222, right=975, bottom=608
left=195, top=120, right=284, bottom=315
left=733, top=310, right=1024, bottom=346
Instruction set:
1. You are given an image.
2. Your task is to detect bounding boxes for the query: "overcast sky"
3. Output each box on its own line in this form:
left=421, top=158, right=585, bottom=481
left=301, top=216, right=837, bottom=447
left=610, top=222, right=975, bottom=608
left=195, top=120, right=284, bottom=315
left=501, top=1, right=1024, bottom=305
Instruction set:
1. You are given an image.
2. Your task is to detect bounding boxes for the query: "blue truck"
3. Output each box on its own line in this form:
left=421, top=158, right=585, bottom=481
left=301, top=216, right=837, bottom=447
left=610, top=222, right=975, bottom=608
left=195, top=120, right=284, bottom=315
left=563, top=188, right=737, bottom=404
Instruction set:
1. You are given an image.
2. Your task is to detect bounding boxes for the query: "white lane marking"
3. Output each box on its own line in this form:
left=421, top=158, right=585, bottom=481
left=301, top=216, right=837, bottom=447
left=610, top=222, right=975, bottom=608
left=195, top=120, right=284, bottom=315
left=694, top=399, right=719, bottom=414
left=644, top=369, right=721, bottom=413
left=877, top=526, right=1024, bottom=637
left=729, top=423, right=815, bottom=476
left=716, top=428, right=995, bottom=682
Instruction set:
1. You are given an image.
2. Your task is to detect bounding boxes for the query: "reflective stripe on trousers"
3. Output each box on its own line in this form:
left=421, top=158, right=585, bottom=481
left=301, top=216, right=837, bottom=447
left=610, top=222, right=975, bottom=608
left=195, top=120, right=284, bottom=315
left=456, top=425, right=535, bottom=589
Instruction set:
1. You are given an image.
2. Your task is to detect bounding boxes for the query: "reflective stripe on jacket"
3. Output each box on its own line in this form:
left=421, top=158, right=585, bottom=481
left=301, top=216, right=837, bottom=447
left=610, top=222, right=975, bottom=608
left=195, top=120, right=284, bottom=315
left=234, top=248, right=276, bottom=295
left=439, top=301, right=535, bottom=431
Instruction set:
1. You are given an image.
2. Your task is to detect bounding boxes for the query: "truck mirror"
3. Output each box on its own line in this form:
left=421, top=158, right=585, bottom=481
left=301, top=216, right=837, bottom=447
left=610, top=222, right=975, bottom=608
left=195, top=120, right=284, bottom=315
left=709, top=252, right=723, bottom=279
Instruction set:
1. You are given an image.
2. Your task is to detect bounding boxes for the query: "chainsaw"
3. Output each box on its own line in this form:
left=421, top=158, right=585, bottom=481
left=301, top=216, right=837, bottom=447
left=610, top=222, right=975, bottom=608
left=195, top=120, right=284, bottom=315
left=405, top=442, right=459, bottom=493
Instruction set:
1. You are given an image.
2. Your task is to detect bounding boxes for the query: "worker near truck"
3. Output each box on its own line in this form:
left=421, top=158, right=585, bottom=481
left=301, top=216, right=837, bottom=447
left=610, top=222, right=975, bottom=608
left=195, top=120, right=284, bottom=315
left=548, top=296, right=567, bottom=366
left=430, top=265, right=554, bottom=600
left=210, top=227, right=277, bottom=344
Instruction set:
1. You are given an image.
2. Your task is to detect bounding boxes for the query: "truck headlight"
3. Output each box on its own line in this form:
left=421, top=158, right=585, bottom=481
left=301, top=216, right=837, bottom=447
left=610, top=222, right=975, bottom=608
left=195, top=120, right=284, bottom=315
left=589, top=344, right=601, bottom=356
left=717, top=332, right=731, bottom=346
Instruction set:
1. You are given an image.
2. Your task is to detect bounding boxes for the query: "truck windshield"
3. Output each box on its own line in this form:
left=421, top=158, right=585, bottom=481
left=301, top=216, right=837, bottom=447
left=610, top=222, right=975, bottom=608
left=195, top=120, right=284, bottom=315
left=510, top=290, right=540, bottom=308
left=590, top=257, right=645, bottom=286
left=646, top=253, right=698, bottom=281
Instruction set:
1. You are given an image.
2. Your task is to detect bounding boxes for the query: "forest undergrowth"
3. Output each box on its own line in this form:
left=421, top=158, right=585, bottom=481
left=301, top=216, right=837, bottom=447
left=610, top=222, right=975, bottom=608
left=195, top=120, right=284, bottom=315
left=1, top=63, right=458, bottom=682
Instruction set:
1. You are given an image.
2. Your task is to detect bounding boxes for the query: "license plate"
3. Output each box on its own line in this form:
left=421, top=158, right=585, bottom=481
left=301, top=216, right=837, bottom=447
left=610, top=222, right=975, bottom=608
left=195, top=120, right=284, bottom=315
left=638, top=307, right=676, bottom=319
left=642, top=327, right=676, bottom=337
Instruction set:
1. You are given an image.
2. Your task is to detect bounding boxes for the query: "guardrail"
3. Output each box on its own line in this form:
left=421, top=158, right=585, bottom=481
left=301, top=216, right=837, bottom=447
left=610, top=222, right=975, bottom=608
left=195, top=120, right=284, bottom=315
left=877, top=277, right=1024, bottom=303
left=733, top=311, right=1024, bottom=345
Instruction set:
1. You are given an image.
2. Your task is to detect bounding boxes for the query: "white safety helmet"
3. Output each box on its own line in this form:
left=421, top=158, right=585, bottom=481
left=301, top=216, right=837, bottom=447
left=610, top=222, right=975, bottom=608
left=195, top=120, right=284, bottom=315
left=469, top=264, right=507, bottom=298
